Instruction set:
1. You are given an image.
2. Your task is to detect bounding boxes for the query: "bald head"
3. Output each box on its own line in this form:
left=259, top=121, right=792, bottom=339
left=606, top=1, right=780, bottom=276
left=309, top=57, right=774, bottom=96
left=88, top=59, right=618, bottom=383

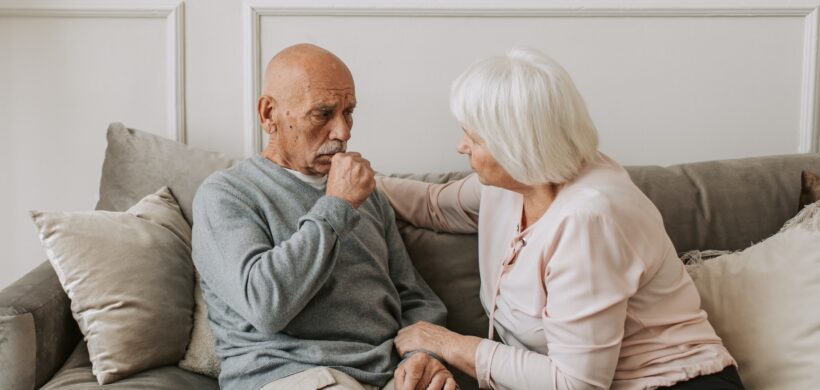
left=262, top=43, right=353, bottom=100
left=257, top=44, right=357, bottom=175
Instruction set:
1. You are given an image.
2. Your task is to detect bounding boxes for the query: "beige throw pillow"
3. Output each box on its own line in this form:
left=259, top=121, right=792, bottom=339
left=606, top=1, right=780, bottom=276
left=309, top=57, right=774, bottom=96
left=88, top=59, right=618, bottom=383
left=178, top=272, right=221, bottom=377
left=686, top=202, right=820, bottom=390
left=30, top=187, right=194, bottom=385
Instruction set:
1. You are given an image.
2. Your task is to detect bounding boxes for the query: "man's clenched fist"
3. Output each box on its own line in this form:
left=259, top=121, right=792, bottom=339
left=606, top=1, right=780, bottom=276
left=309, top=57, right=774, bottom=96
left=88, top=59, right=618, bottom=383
left=326, top=152, right=375, bottom=209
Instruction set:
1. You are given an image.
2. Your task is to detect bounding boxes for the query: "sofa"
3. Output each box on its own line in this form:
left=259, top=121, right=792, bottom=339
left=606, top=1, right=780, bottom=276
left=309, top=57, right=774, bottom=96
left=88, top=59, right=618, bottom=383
left=1, top=122, right=818, bottom=390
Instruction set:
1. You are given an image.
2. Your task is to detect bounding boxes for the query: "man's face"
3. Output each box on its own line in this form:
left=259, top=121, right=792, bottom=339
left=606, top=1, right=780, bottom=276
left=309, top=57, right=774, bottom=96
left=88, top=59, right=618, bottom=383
left=271, top=68, right=356, bottom=176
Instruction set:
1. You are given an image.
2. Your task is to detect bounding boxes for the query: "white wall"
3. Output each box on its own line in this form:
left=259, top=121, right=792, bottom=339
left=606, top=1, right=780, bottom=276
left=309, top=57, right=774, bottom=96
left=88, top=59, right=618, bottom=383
left=1, top=0, right=819, bottom=288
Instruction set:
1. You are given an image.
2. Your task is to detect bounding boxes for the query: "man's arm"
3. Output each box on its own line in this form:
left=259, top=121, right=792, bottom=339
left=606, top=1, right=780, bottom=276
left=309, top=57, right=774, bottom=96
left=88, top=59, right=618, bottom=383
left=376, top=189, right=448, bottom=328
left=192, top=181, right=360, bottom=336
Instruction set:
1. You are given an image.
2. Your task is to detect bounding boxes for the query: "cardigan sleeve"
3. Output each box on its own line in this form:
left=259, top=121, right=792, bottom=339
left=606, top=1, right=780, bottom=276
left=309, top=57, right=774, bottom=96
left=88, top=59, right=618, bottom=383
left=475, top=214, right=646, bottom=389
left=375, top=173, right=481, bottom=234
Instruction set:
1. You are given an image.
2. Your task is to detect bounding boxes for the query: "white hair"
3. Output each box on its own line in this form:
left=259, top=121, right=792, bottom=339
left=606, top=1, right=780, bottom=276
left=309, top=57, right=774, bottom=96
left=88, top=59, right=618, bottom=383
left=450, top=47, right=599, bottom=185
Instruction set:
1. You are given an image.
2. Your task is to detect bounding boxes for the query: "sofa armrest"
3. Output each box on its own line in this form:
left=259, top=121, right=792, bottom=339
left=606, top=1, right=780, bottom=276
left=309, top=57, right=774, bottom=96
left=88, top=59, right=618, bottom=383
left=0, top=261, right=81, bottom=390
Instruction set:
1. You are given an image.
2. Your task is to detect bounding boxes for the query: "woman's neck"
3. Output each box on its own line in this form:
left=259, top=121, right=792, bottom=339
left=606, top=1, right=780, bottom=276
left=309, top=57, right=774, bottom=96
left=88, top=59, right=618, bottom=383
left=518, top=183, right=562, bottom=230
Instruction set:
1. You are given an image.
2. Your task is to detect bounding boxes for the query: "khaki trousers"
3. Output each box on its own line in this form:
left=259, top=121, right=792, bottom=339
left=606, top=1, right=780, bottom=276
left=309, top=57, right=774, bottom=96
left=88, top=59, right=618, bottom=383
left=259, top=367, right=396, bottom=390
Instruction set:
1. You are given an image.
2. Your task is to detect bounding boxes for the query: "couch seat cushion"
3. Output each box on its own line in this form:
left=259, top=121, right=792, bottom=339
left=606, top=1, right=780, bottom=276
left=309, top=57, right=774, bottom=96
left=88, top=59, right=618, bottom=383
left=41, top=341, right=218, bottom=390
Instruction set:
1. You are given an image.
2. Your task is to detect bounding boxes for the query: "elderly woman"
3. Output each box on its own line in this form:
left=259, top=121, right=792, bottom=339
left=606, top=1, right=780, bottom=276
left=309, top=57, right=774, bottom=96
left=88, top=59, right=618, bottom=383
left=378, top=48, right=744, bottom=390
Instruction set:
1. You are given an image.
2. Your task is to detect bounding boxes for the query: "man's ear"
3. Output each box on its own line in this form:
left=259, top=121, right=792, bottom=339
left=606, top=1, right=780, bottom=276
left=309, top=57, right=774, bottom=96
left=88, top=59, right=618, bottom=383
left=257, top=95, right=278, bottom=134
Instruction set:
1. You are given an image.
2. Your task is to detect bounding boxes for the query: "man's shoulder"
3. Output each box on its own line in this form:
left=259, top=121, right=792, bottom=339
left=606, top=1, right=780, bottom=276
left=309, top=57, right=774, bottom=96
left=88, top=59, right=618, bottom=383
left=368, top=186, right=393, bottom=215
left=195, top=157, right=266, bottom=203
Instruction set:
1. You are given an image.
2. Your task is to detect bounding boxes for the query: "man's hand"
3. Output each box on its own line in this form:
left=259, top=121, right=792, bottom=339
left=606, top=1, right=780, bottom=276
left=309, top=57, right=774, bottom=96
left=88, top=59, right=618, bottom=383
left=394, top=352, right=457, bottom=390
left=326, top=152, right=375, bottom=208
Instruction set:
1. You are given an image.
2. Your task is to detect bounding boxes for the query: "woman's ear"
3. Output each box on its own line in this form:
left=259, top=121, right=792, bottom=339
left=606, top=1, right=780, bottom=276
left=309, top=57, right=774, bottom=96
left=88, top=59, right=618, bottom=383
left=257, top=95, right=278, bottom=134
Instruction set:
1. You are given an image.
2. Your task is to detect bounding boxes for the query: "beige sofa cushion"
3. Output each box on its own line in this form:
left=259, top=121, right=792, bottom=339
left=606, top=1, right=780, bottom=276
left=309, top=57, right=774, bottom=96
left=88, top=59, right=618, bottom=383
left=30, top=188, right=194, bottom=384
left=177, top=272, right=220, bottom=377
left=686, top=203, right=820, bottom=389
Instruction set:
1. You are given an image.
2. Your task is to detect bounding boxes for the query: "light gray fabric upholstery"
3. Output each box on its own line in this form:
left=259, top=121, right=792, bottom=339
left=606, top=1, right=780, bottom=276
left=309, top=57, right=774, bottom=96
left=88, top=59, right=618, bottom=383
left=95, top=123, right=237, bottom=222
left=0, top=261, right=81, bottom=389
left=40, top=342, right=218, bottom=390
left=0, top=312, right=36, bottom=390
left=625, top=153, right=820, bottom=253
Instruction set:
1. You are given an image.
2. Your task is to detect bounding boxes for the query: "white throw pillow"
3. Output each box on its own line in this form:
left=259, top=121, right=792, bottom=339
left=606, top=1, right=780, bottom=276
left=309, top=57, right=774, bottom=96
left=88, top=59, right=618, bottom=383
left=686, top=202, right=820, bottom=390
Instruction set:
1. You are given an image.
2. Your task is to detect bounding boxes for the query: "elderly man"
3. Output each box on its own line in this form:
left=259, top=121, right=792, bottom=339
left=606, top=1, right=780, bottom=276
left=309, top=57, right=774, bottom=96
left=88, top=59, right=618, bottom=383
left=191, top=44, right=454, bottom=390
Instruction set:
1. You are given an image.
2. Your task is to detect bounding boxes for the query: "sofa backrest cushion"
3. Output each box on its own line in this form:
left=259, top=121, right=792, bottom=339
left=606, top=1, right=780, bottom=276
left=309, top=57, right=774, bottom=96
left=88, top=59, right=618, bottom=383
left=387, top=172, right=488, bottom=338
left=625, top=154, right=820, bottom=253
left=95, top=123, right=237, bottom=222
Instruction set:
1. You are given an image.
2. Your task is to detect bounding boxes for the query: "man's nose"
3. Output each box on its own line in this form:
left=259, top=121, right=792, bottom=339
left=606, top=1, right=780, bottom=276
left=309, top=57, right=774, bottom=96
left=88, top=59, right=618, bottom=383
left=329, top=115, right=352, bottom=142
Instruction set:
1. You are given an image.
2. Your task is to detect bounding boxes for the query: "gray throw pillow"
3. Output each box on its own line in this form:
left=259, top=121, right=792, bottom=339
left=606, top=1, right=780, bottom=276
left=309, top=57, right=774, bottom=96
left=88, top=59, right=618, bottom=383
left=30, top=187, right=194, bottom=384
left=95, top=122, right=237, bottom=223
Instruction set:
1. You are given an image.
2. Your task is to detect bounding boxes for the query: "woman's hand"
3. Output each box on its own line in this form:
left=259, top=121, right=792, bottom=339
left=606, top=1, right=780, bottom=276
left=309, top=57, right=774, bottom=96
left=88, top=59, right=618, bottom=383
left=395, top=321, right=455, bottom=358
left=396, top=321, right=484, bottom=381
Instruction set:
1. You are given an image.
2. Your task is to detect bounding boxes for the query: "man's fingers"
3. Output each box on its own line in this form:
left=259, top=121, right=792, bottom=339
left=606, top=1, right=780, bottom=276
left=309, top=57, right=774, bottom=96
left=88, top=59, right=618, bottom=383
left=394, top=368, right=405, bottom=390
left=426, top=372, right=447, bottom=390
left=405, top=370, right=424, bottom=390
left=444, top=377, right=457, bottom=390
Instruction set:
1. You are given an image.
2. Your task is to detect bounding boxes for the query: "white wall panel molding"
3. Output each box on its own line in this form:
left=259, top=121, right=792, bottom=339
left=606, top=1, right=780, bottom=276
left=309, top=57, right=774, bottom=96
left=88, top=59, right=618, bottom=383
left=0, top=0, right=187, bottom=143
left=802, top=6, right=820, bottom=152
left=243, top=0, right=820, bottom=155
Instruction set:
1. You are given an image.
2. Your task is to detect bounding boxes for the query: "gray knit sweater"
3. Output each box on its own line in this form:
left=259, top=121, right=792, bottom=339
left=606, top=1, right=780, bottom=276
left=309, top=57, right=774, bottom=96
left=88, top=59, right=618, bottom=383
left=191, top=155, right=447, bottom=390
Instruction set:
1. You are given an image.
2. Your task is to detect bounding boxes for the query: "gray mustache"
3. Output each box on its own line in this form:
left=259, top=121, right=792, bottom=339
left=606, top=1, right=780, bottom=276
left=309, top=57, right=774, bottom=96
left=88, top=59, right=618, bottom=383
left=317, top=141, right=346, bottom=155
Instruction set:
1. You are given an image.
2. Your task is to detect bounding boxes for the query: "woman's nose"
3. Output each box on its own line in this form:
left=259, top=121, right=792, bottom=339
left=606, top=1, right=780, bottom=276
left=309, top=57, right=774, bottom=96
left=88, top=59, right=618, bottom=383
left=456, top=138, right=470, bottom=155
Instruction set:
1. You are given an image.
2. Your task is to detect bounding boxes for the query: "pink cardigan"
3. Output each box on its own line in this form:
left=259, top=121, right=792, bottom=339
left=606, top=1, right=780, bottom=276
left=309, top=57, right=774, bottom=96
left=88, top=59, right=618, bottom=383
left=377, top=152, right=735, bottom=390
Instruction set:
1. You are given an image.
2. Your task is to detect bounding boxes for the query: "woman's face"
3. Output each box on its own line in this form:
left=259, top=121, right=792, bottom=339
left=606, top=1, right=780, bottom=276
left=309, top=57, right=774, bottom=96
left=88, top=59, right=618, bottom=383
left=456, top=127, right=521, bottom=189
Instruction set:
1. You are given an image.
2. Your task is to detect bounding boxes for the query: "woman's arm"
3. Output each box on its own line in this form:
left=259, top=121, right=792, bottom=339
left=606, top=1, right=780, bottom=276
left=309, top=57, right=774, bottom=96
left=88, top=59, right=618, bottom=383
left=376, top=173, right=480, bottom=234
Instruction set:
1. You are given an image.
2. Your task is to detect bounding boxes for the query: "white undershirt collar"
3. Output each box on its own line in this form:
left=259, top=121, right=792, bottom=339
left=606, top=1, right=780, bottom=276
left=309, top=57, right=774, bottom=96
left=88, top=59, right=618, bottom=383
left=283, top=167, right=327, bottom=190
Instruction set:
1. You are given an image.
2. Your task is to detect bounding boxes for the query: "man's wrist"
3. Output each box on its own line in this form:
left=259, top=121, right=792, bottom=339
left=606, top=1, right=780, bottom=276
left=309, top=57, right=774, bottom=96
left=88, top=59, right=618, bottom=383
left=399, top=349, right=446, bottom=367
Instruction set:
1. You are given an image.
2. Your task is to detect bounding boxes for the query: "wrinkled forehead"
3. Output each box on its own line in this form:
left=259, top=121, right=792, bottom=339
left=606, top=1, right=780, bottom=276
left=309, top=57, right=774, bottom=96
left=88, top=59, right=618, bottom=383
left=291, top=72, right=356, bottom=107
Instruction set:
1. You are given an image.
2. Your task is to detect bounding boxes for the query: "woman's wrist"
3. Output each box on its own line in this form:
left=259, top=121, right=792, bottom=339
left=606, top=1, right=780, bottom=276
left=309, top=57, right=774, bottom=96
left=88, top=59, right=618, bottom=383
left=443, top=333, right=483, bottom=378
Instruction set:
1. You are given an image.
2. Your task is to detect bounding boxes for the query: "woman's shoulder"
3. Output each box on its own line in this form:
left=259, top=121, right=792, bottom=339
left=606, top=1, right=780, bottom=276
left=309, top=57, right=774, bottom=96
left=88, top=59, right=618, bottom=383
left=553, top=156, right=663, bottom=231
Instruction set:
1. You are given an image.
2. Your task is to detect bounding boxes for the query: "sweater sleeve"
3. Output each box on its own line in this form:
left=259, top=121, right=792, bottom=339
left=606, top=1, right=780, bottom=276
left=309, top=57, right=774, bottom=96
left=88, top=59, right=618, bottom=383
left=475, top=214, right=645, bottom=390
left=376, top=189, right=448, bottom=328
left=191, top=182, right=360, bottom=336
left=376, top=174, right=481, bottom=234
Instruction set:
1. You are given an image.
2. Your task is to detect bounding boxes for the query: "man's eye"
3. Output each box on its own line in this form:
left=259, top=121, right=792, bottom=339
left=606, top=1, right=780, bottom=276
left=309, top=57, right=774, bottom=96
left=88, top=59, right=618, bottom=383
left=313, top=111, right=332, bottom=120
